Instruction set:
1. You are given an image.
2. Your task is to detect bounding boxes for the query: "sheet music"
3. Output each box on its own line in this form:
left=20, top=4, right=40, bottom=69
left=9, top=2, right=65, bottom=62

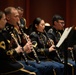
left=56, top=27, right=73, bottom=48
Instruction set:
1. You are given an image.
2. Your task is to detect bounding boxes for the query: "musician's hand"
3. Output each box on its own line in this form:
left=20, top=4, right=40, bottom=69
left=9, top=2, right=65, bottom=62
left=26, top=35, right=31, bottom=42
left=15, top=45, right=23, bottom=53
left=49, top=45, right=55, bottom=52
left=68, top=47, right=73, bottom=50
left=23, top=41, right=32, bottom=53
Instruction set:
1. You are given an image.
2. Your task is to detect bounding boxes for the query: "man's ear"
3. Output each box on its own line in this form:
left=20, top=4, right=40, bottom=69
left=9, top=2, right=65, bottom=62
left=35, top=24, right=38, bottom=28
left=54, top=21, right=57, bottom=25
left=6, top=15, right=10, bottom=20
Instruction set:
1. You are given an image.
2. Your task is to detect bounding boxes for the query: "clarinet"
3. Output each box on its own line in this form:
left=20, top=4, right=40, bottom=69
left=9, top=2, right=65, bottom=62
left=44, top=30, right=63, bottom=62
left=68, top=47, right=74, bottom=61
left=70, top=49, right=74, bottom=61
left=11, top=33, right=29, bottom=65
left=18, top=23, right=40, bottom=64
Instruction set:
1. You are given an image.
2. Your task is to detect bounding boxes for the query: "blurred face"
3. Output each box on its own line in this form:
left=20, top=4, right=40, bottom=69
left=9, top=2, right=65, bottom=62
left=6, top=8, right=19, bottom=26
left=54, top=20, right=65, bottom=30
left=0, top=14, right=7, bottom=29
left=18, top=10, right=23, bottom=18
left=35, top=20, right=45, bottom=32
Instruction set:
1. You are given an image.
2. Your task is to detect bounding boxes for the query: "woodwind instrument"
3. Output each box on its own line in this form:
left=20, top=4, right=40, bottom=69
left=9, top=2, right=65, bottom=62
left=10, top=33, right=29, bottom=65
left=44, top=30, right=63, bottom=62
left=73, top=45, right=76, bottom=63
left=18, top=23, right=40, bottom=64
left=68, top=47, right=75, bottom=61
left=70, top=49, right=74, bottom=61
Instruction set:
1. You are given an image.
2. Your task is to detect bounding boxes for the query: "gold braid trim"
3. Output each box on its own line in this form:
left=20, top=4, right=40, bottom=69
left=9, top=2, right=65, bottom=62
left=6, top=49, right=15, bottom=55
left=53, top=69, right=56, bottom=75
left=0, top=68, right=23, bottom=75
left=0, top=68, right=36, bottom=75
left=20, top=68, right=36, bottom=75
left=7, top=40, right=10, bottom=43
left=63, top=62, right=74, bottom=75
left=72, top=66, right=74, bottom=75
left=67, top=62, right=73, bottom=67
left=68, top=63, right=74, bottom=75
left=67, top=63, right=74, bottom=75
left=32, top=41, right=37, bottom=48
left=0, top=62, right=24, bottom=75
left=0, top=41, right=6, bottom=50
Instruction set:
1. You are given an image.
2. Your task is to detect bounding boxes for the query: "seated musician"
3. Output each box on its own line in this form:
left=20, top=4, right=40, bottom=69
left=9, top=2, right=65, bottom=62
left=29, top=17, right=64, bottom=75
left=16, top=6, right=29, bottom=33
left=47, top=14, right=65, bottom=59
left=0, top=11, right=37, bottom=75
left=47, top=14, right=76, bottom=75
left=4, top=6, right=54, bottom=75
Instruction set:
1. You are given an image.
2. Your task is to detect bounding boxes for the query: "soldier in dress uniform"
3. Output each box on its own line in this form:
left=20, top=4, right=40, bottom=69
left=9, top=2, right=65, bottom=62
left=0, top=11, right=38, bottom=75
left=29, top=17, right=64, bottom=75
left=47, top=14, right=76, bottom=75
left=16, top=6, right=28, bottom=34
left=47, top=14, right=65, bottom=60
left=48, top=14, right=65, bottom=45
left=4, top=7, right=54, bottom=75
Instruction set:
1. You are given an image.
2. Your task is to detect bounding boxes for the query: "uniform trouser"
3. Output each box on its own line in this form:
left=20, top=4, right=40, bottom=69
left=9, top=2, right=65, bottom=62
left=28, top=60, right=64, bottom=75
left=67, top=59, right=76, bottom=75
left=19, top=61, right=41, bottom=75
left=28, top=61, right=54, bottom=75
left=48, top=61, right=64, bottom=75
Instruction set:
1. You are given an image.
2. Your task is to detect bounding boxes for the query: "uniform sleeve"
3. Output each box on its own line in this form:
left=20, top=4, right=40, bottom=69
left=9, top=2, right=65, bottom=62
left=0, top=39, right=18, bottom=60
left=6, top=49, right=18, bottom=56
left=30, top=32, right=49, bottom=55
left=48, top=29, right=56, bottom=45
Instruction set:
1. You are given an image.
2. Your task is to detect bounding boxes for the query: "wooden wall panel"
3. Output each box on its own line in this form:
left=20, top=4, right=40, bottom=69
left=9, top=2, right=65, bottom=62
left=0, top=0, right=8, bottom=11
left=0, top=0, right=76, bottom=27
left=30, top=0, right=66, bottom=26
left=70, top=0, right=76, bottom=27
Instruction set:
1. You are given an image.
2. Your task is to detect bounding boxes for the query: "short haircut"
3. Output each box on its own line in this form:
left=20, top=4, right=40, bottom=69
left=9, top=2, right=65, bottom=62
left=4, top=7, right=16, bottom=15
left=0, top=11, right=4, bottom=20
left=16, top=6, right=24, bottom=11
left=52, top=14, right=64, bottom=25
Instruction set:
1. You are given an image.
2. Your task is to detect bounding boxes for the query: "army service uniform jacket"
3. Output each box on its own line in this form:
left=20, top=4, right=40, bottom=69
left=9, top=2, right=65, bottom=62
left=0, top=30, right=24, bottom=75
left=30, top=31, right=58, bottom=61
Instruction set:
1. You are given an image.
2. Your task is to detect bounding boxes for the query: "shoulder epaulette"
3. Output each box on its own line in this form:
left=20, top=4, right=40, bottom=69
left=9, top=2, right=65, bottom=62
left=31, top=32, right=36, bottom=35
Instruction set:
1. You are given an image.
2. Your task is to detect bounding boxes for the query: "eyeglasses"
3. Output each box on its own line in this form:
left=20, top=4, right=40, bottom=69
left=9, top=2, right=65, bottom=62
left=58, top=22, right=65, bottom=24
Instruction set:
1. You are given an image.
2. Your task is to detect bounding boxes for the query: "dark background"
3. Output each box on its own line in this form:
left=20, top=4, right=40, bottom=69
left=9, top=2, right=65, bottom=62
left=0, top=0, right=76, bottom=28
